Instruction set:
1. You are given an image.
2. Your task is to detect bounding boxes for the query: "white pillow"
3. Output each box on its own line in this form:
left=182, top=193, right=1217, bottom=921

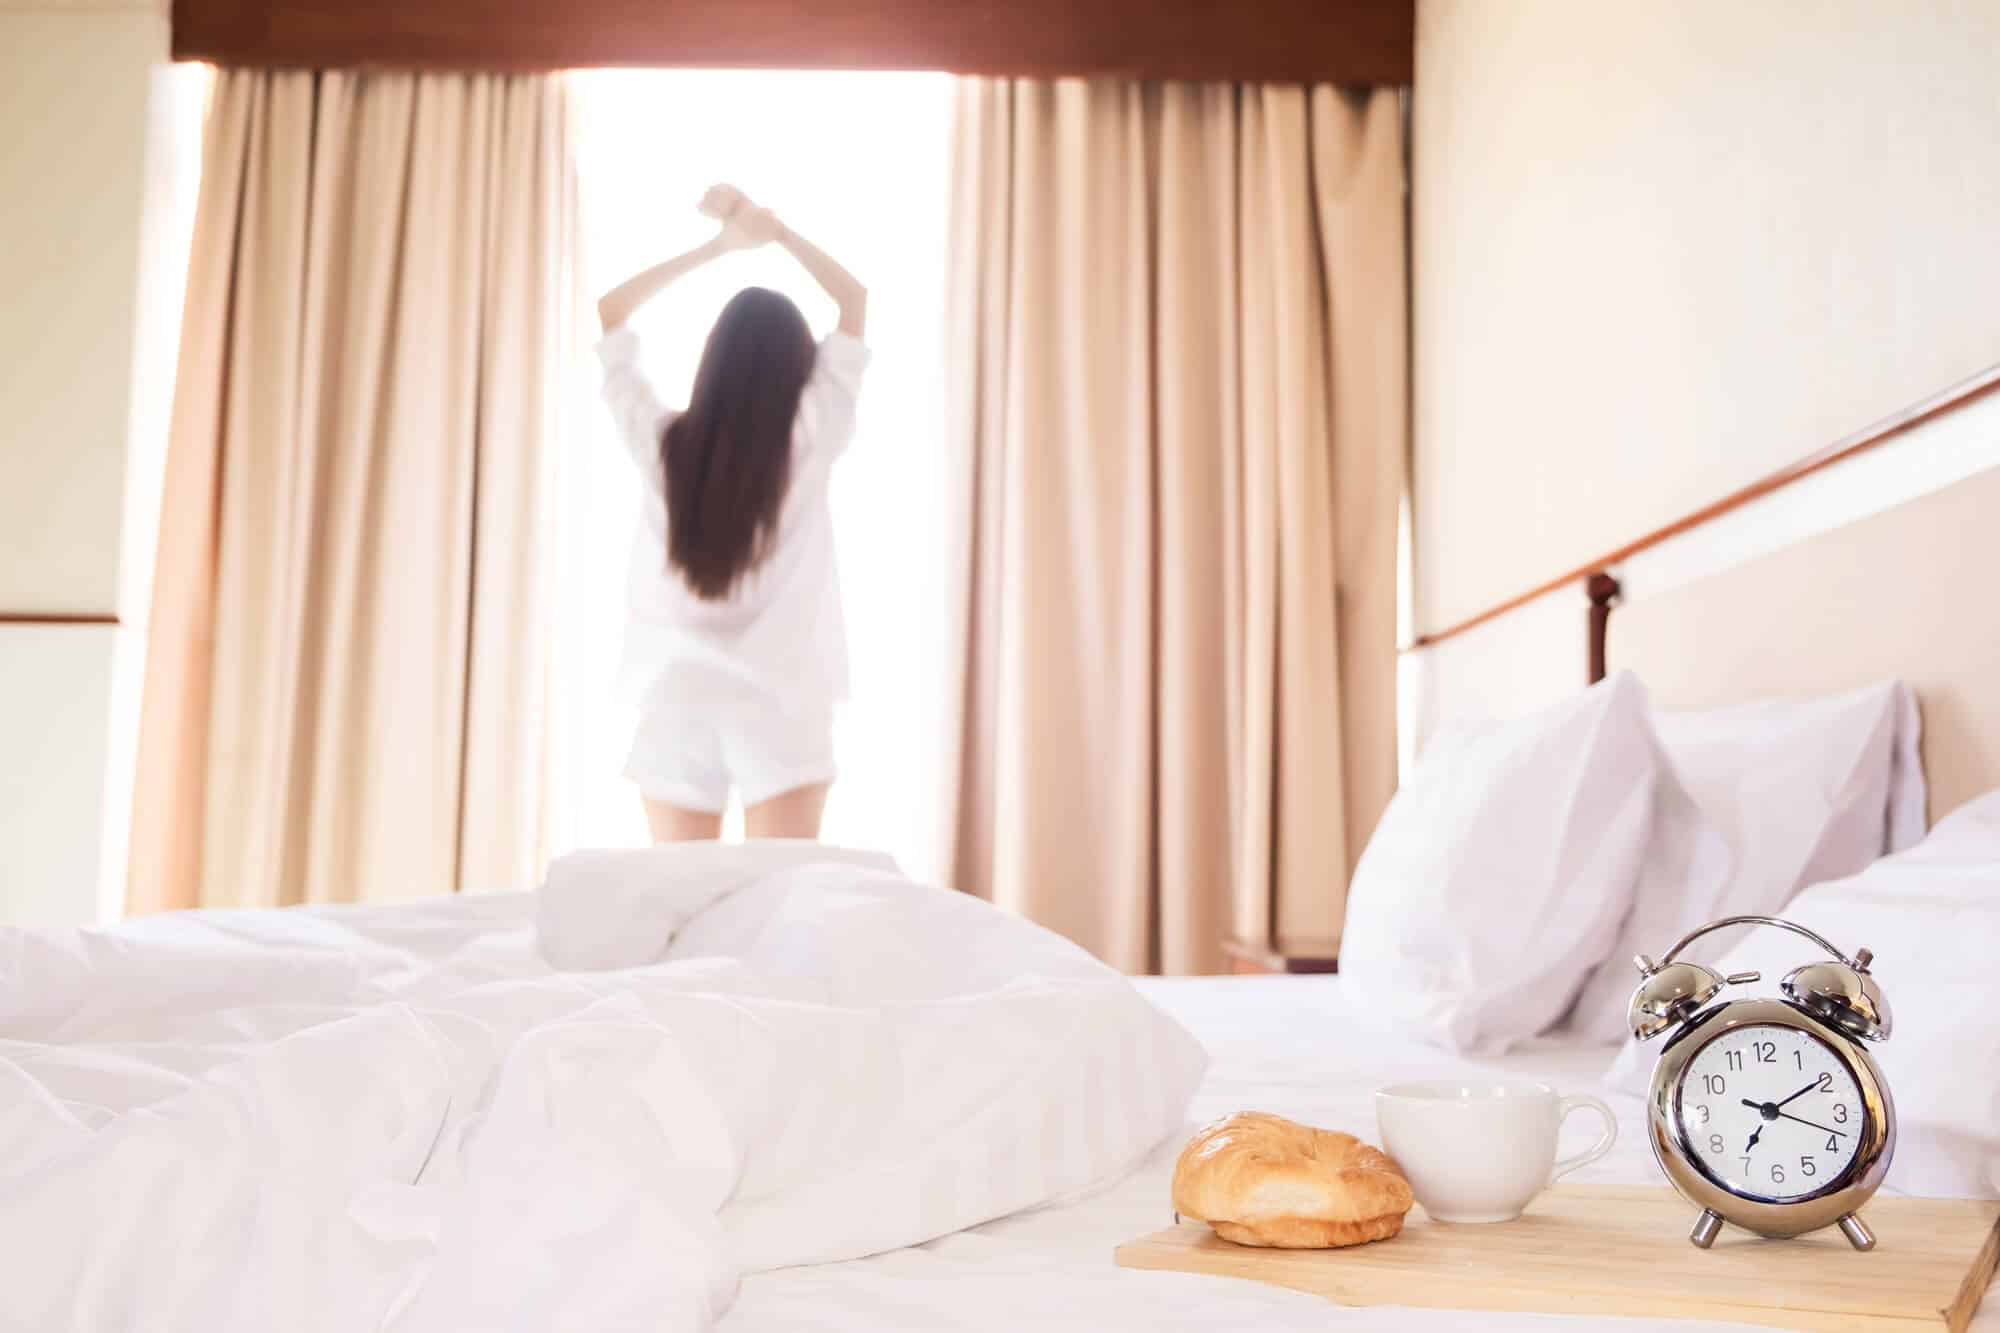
left=1340, top=672, right=1658, bottom=1054
left=1568, top=682, right=1925, bottom=1042
left=1605, top=789, right=2000, bottom=1199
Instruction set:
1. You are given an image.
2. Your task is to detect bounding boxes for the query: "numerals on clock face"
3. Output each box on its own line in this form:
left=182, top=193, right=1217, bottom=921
left=1675, top=1023, right=1863, bottom=1202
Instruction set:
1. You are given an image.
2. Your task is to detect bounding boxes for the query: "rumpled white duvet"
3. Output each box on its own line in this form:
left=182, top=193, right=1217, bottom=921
left=0, top=844, right=1205, bottom=1332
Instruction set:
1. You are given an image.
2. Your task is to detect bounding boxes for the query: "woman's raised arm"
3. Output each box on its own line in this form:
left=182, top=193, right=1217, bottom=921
left=775, top=219, right=868, bottom=339
left=596, top=206, right=771, bottom=332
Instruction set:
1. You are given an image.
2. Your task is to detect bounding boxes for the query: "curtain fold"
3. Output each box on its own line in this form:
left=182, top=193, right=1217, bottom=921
left=943, top=79, right=1405, bottom=973
left=127, top=68, right=575, bottom=912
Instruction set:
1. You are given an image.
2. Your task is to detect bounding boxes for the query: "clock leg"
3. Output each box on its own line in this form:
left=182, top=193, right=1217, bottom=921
left=1689, top=1209, right=1724, bottom=1249
left=1837, top=1213, right=1877, bottom=1252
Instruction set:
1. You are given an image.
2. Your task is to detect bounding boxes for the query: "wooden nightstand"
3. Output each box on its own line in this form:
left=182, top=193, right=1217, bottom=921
left=1220, top=939, right=1339, bottom=975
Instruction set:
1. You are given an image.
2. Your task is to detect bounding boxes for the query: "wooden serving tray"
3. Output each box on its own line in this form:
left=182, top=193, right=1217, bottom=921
left=1115, top=1184, right=2000, bottom=1332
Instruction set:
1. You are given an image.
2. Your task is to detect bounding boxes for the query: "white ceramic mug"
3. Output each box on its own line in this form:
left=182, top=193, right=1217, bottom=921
left=1375, top=1080, right=1617, bottom=1223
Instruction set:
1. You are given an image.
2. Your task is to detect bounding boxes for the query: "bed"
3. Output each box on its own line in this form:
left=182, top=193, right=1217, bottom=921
left=7, top=847, right=1993, bottom=1332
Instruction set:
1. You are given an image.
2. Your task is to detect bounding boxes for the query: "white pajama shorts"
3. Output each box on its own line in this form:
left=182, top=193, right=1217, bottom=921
left=624, top=660, right=837, bottom=813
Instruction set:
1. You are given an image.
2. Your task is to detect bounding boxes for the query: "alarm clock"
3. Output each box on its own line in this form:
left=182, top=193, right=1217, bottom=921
left=1628, top=914, right=1894, bottom=1251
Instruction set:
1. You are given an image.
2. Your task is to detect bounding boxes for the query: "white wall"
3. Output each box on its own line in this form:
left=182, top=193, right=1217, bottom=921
left=1410, top=0, right=2000, bottom=730
left=0, top=630, right=123, bottom=923
left=0, top=0, right=197, bottom=924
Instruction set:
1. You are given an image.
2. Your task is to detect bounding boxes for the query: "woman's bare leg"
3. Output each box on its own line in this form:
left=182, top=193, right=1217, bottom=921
left=643, top=797, right=723, bottom=843
left=744, top=782, right=831, bottom=841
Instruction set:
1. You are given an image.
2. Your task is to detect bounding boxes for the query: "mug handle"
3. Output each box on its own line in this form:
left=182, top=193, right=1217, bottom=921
left=1550, top=1094, right=1618, bottom=1182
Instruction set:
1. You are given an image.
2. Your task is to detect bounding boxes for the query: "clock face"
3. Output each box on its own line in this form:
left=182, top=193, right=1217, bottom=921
left=1674, top=1023, right=1865, bottom=1202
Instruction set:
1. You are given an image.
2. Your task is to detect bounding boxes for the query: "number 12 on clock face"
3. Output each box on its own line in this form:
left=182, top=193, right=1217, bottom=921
left=1675, top=1023, right=1863, bottom=1202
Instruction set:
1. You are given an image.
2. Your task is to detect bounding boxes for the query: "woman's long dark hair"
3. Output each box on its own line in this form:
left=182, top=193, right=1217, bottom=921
left=663, top=287, right=818, bottom=600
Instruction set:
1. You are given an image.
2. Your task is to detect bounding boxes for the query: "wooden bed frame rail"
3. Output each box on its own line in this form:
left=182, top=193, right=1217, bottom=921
left=0, top=613, right=120, bottom=626
left=1406, top=357, right=2000, bottom=684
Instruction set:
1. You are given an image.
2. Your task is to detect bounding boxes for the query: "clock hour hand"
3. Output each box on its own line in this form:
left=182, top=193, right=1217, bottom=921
left=1734, top=1102, right=1771, bottom=1153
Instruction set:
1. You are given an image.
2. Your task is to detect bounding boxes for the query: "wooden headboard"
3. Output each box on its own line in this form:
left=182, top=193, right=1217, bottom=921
left=1610, top=465, right=2000, bottom=822
left=1404, top=357, right=2000, bottom=823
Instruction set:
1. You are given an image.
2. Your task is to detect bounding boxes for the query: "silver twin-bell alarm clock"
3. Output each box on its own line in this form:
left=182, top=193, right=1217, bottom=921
left=1628, top=914, right=1894, bottom=1252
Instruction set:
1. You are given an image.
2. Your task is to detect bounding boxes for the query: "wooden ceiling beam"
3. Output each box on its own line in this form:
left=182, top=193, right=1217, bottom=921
left=172, top=0, right=1414, bottom=85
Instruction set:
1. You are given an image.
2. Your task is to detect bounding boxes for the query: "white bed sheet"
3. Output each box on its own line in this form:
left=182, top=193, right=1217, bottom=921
left=0, top=864, right=1205, bottom=1332
left=721, top=976, right=1999, bottom=1333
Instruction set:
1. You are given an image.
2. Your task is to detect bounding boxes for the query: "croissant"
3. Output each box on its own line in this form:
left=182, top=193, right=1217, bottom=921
left=1171, top=1111, right=1414, bottom=1248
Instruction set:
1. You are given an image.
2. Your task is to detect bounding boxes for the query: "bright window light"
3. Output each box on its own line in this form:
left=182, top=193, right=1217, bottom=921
left=554, top=70, right=958, bottom=878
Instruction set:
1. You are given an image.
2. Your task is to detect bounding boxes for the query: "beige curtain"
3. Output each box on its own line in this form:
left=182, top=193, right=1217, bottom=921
left=942, top=80, right=1405, bottom=974
left=128, top=69, right=576, bottom=912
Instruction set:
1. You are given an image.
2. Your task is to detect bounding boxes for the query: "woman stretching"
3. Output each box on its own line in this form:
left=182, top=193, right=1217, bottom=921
left=596, top=184, right=868, bottom=843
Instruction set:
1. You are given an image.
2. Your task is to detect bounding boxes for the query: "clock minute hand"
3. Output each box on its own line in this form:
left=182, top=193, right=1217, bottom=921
left=1775, top=1080, right=1822, bottom=1110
